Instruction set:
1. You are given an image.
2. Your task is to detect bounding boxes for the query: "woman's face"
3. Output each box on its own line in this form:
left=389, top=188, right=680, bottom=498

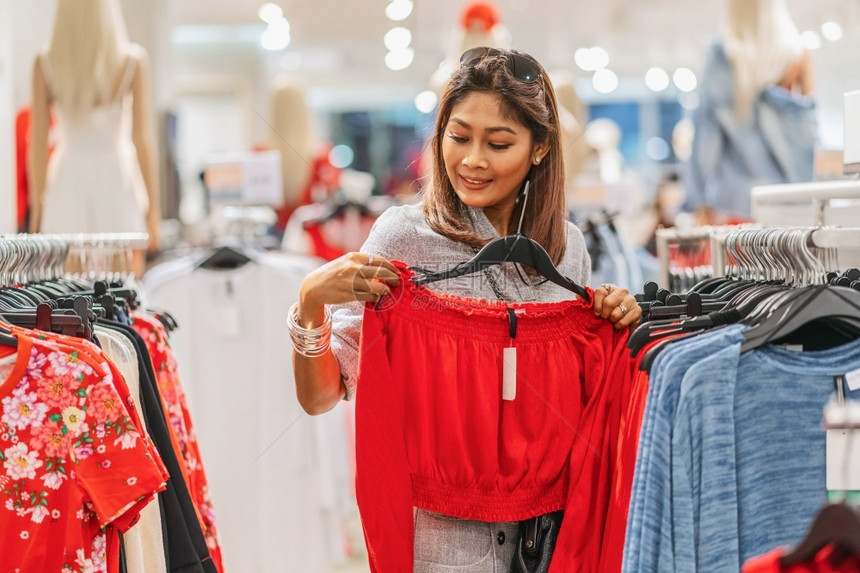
left=441, top=91, right=542, bottom=230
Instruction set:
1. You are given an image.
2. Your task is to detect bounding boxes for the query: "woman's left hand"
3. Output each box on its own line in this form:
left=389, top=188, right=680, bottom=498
left=592, top=283, right=642, bottom=330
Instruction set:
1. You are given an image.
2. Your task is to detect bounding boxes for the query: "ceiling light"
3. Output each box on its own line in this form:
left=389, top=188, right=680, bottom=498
left=575, top=47, right=609, bottom=72
left=821, top=21, right=843, bottom=42
left=592, top=69, right=618, bottom=94
left=261, top=19, right=290, bottom=51
left=672, top=67, right=697, bottom=92
left=384, top=27, right=412, bottom=51
left=574, top=48, right=591, bottom=71
left=801, top=30, right=822, bottom=50
left=386, top=0, right=414, bottom=22
left=257, top=3, right=283, bottom=24
left=329, top=145, right=355, bottom=168
left=589, top=47, right=609, bottom=70
left=646, top=137, right=671, bottom=161
left=415, top=91, right=438, bottom=114
left=645, top=67, right=670, bottom=92
left=385, top=47, right=414, bottom=71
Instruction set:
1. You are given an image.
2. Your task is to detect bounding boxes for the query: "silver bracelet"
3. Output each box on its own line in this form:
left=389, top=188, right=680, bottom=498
left=288, top=302, right=333, bottom=358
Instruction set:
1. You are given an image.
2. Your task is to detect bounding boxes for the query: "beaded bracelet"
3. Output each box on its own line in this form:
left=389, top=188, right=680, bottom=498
left=288, top=302, right=332, bottom=358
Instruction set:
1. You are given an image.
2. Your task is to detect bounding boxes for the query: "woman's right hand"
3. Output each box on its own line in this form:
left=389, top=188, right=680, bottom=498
left=297, top=252, right=400, bottom=326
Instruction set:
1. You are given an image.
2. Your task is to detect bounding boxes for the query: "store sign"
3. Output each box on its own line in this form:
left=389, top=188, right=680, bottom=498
left=204, top=150, right=283, bottom=206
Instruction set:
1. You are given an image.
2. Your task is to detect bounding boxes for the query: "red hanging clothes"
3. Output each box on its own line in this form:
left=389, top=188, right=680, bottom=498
left=598, top=336, right=681, bottom=573
left=0, top=330, right=167, bottom=573
left=304, top=224, right=347, bottom=261
left=131, top=312, right=224, bottom=572
left=743, top=545, right=860, bottom=572
left=15, top=105, right=57, bottom=231
left=354, top=262, right=637, bottom=572
left=274, top=148, right=341, bottom=233
left=302, top=214, right=380, bottom=261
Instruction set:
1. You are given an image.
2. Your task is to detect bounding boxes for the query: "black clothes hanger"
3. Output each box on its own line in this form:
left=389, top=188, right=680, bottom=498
left=781, top=503, right=860, bottom=567
left=196, top=245, right=253, bottom=270
left=646, top=293, right=729, bottom=321
left=0, top=286, right=44, bottom=307
left=0, top=308, right=84, bottom=338
left=740, top=285, right=860, bottom=353
left=67, top=281, right=139, bottom=311
left=628, top=282, right=792, bottom=363
left=411, top=181, right=591, bottom=302
left=0, top=324, right=18, bottom=347
left=146, top=306, right=179, bottom=333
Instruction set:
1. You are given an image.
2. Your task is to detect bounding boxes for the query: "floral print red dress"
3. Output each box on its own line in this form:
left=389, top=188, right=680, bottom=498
left=0, top=331, right=167, bottom=573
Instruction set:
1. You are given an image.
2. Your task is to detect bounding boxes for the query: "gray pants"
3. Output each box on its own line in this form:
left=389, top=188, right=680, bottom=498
left=413, top=509, right=520, bottom=572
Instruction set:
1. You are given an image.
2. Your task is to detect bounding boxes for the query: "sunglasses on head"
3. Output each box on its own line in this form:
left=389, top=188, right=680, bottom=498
left=459, top=47, right=542, bottom=84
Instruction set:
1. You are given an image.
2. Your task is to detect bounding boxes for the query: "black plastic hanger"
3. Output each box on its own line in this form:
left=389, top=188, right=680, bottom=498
left=740, top=286, right=860, bottom=353
left=781, top=503, right=860, bottom=567
left=635, top=291, right=775, bottom=371
left=0, top=308, right=84, bottom=338
left=196, top=245, right=253, bottom=270
left=628, top=281, right=791, bottom=360
left=0, top=324, right=18, bottom=347
left=411, top=182, right=590, bottom=302
left=145, top=306, right=179, bottom=332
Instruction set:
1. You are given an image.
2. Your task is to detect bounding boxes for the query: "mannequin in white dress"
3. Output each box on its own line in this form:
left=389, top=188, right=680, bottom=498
left=29, top=0, right=160, bottom=274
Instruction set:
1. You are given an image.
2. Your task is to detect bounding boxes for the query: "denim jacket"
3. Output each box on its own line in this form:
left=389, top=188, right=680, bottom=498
left=683, top=41, right=816, bottom=217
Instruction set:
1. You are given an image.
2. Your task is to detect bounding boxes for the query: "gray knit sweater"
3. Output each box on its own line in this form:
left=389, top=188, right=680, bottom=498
left=331, top=203, right=592, bottom=399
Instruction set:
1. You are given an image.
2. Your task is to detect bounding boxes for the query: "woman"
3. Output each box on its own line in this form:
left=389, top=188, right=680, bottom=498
left=685, top=0, right=815, bottom=223
left=29, top=0, right=160, bottom=273
left=292, top=47, right=640, bottom=571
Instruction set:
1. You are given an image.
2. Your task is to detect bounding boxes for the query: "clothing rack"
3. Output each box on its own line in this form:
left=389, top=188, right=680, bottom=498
left=657, top=223, right=860, bottom=288
left=0, top=231, right=225, bottom=572
left=712, top=226, right=860, bottom=283
left=655, top=225, right=756, bottom=289
left=751, top=179, right=860, bottom=228
left=0, top=233, right=148, bottom=285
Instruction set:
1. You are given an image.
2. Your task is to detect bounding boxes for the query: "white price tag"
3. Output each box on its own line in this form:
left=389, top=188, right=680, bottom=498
left=846, top=368, right=860, bottom=392
left=213, top=305, right=243, bottom=339
left=826, top=428, right=860, bottom=491
left=502, top=347, right=517, bottom=401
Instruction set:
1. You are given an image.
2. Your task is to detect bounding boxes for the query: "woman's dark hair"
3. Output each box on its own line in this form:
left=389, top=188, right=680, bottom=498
left=422, top=49, right=567, bottom=267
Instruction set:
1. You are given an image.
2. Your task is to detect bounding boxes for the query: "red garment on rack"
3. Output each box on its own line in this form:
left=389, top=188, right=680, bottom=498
left=304, top=224, right=346, bottom=261
left=598, top=336, right=682, bottom=572
left=355, top=263, right=637, bottom=572
left=131, top=313, right=224, bottom=572
left=743, top=545, right=860, bottom=572
left=274, top=149, right=341, bottom=233
left=0, top=329, right=167, bottom=573
left=302, top=215, right=379, bottom=261
left=15, top=105, right=56, bottom=231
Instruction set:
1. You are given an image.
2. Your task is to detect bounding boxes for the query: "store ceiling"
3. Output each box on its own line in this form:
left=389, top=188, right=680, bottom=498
left=168, top=0, right=858, bottom=89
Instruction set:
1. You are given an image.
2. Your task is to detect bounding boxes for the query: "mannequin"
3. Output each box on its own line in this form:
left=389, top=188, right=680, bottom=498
left=551, top=71, right=589, bottom=193
left=684, top=0, right=815, bottom=222
left=430, top=1, right=586, bottom=195
left=29, top=0, right=160, bottom=274
left=269, top=76, right=317, bottom=209
left=584, top=118, right=624, bottom=186
left=429, top=1, right=511, bottom=96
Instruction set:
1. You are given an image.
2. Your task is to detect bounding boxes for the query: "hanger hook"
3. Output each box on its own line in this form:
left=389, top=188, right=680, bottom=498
left=516, top=180, right=530, bottom=236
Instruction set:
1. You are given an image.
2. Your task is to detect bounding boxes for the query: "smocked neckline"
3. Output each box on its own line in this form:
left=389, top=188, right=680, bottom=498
left=390, top=261, right=591, bottom=319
